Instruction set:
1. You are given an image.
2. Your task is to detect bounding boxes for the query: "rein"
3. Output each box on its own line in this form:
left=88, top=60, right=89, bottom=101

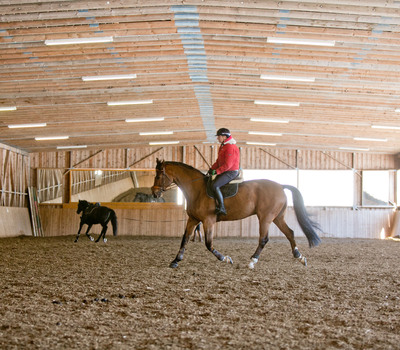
left=156, top=166, right=206, bottom=193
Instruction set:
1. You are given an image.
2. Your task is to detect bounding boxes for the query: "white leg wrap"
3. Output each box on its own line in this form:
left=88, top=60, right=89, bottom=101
left=248, top=257, right=258, bottom=269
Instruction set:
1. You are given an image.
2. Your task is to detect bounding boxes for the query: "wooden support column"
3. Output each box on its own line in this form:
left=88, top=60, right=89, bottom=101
left=124, top=148, right=129, bottom=169
left=62, top=151, right=71, bottom=203
left=182, top=146, right=186, bottom=163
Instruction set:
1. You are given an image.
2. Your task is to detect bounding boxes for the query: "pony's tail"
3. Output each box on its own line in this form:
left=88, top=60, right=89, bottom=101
left=111, top=210, right=118, bottom=236
left=282, top=185, right=321, bottom=248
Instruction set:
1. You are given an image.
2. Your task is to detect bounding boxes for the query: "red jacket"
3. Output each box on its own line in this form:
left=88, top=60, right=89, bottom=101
left=210, top=136, right=240, bottom=174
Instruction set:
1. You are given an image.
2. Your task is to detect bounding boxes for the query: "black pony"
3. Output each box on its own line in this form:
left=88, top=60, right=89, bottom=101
left=74, top=200, right=118, bottom=243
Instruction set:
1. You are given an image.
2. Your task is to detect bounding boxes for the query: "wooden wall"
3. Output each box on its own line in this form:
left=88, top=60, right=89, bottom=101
left=29, top=146, right=399, bottom=171
left=0, top=143, right=30, bottom=207
left=0, top=207, right=33, bottom=237
left=1, top=143, right=399, bottom=239
left=38, top=204, right=393, bottom=240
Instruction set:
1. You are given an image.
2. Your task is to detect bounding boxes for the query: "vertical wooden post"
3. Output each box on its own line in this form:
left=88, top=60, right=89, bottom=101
left=62, top=151, right=71, bottom=203
left=182, top=145, right=186, bottom=163
left=124, top=148, right=129, bottom=169
left=389, top=170, right=396, bottom=205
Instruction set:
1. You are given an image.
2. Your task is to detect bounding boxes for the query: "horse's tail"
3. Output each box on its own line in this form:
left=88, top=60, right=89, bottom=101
left=110, top=210, right=118, bottom=236
left=282, top=185, right=321, bottom=248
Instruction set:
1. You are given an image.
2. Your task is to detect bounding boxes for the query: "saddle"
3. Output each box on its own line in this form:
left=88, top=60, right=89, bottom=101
left=206, top=170, right=244, bottom=200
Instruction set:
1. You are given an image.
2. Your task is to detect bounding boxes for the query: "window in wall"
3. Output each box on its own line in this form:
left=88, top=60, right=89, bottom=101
left=362, top=170, right=390, bottom=206
left=298, top=170, right=354, bottom=206
left=243, top=169, right=297, bottom=185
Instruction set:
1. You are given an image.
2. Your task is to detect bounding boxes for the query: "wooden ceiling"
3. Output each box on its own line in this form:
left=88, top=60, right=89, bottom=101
left=2, top=0, right=400, bottom=154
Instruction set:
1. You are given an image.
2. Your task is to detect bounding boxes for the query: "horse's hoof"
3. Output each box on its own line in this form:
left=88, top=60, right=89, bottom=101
left=89, top=237, right=94, bottom=241
left=223, top=256, right=233, bottom=264
left=74, top=240, right=78, bottom=243
left=103, top=238, right=107, bottom=243
left=301, top=256, right=307, bottom=266
left=169, top=261, right=179, bottom=268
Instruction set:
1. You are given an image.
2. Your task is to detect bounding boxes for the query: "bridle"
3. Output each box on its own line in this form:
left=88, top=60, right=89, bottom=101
left=154, top=166, right=175, bottom=193
left=153, top=163, right=207, bottom=194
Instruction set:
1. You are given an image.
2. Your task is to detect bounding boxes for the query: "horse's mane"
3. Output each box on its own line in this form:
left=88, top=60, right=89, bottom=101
left=164, top=161, right=205, bottom=177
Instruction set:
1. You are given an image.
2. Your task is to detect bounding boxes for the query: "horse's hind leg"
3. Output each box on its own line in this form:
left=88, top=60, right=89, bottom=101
left=192, top=223, right=203, bottom=242
left=274, top=215, right=307, bottom=266
left=204, top=222, right=233, bottom=264
left=96, top=224, right=108, bottom=243
left=170, top=217, right=199, bottom=268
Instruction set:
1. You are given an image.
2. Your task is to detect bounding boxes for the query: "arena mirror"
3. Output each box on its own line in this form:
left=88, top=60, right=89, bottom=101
left=69, top=169, right=179, bottom=204
left=36, top=168, right=179, bottom=204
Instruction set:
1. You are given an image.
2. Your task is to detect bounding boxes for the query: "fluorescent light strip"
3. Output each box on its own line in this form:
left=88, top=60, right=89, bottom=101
left=149, top=141, right=180, bottom=145
left=250, top=118, right=289, bottom=124
left=35, top=136, right=69, bottom=141
left=339, top=147, right=369, bottom=152
left=255, top=100, right=300, bottom=107
left=45, top=36, right=113, bottom=45
left=140, top=131, right=173, bottom=136
left=246, top=142, right=277, bottom=146
left=260, top=74, right=315, bottom=82
left=267, top=37, right=335, bottom=46
left=57, top=145, right=87, bottom=149
left=0, top=106, right=17, bottom=111
left=8, top=123, right=46, bottom=128
left=82, top=74, right=136, bottom=81
left=249, top=131, right=282, bottom=136
left=107, top=100, right=153, bottom=106
left=371, top=125, right=400, bottom=130
left=354, top=137, right=387, bottom=142
left=126, top=117, right=164, bottom=123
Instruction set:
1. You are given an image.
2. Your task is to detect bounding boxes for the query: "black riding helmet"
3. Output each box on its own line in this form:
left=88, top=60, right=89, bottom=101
left=216, top=128, right=231, bottom=137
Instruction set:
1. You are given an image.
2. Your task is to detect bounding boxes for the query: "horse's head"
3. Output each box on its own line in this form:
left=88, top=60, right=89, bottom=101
left=151, top=158, right=173, bottom=198
left=76, top=200, right=89, bottom=214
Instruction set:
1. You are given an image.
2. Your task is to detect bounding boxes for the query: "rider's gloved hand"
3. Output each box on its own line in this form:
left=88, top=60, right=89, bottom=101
left=207, top=169, right=217, bottom=176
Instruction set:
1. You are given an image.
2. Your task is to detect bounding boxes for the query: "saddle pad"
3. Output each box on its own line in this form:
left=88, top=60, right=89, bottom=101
left=229, top=169, right=244, bottom=184
left=206, top=177, right=239, bottom=199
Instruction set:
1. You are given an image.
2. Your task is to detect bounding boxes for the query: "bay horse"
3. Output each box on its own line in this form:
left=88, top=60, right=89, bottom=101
left=74, top=200, right=118, bottom=243
left=151, top=159, right=321, bottom=269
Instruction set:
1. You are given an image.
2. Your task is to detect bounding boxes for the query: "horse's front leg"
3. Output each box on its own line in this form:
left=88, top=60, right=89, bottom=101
left=204, top=223, right=233, bottom=264
left=84, top=224, right=94, bottom=241
left=96, top=224, right=108, bottom=243
left=74, top=223, right=84, bottom=242
left=170, top=218, right=199, bottom=268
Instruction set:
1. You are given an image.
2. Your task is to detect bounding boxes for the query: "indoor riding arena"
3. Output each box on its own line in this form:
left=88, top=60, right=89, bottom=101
left=1, top=2, right=400, bottom=349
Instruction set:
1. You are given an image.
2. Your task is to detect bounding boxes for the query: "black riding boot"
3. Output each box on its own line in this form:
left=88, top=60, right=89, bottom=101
left=214, top=187, right=227, bottom=215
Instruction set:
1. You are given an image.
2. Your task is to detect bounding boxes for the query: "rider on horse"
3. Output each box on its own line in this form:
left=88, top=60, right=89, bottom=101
left=207, top=128, right=240, bottom=215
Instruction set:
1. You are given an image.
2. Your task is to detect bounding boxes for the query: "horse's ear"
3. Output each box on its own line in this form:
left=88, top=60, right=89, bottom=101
left=156, top=158, right=164, bottom=169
